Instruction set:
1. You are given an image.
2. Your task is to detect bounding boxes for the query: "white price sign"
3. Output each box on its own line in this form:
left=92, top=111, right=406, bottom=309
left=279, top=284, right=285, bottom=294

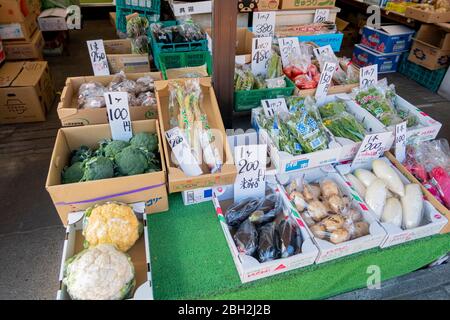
left=313, top=44, right=333, bottom=61
left=261, top=98, right=289, bottom=117
left=351, top=133, right=386, bottom=168
left=251, top=37, right=272, bottom=76
left=165, top=127, right=203, bottom=177
left=360, top=65, right=378, bottom=89
left=87, top=39, right=110, bottom=76
left=253, top=11, right=276, bottom=37
left=278, top=37, right=301, bottom=67
left=315, top=62, right=336, bottom=101
left=314, top=9, right=330, bottom=23
left=395, top=121, right=407, bottom=163
left=234, top=144, right=267, bottom=202
left=104, top=92, right=133, bottom=141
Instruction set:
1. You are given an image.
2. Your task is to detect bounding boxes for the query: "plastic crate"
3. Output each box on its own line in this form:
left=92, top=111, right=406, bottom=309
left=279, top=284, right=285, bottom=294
left=149, top=20, right=208, bottom=69
left=116, top=0, right=160, bottom=12
left=398, top=53, right=447, bottom=92
left=234, top=77, right=296, bottom=112
left=159, top=51, right=212, bottom=79
left=116, top=7, right=160, bottom=34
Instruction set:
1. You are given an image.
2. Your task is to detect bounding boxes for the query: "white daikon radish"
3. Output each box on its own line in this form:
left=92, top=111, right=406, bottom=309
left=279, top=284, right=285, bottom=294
left=372, top=159, right=405, bottom=197
left=401, top=184, right=424, bottom=230
left=354, top=169, right=377, bottom=188
left=345, top=173, right=366, bottom=197
left=381, top=197, right=402, bottom=227
left=365, top=179, right=387, bottom=219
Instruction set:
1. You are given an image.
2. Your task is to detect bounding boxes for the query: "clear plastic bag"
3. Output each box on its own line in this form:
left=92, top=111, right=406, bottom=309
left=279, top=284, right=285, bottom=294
left=257, top=222, right=280, bottom=263
left=135, top=76, right=156, bottom=94
left=137, top=92, right=156, bottom=107
left=107, top=71, right=138, bottom=94
left=127, top=16, right=150, bottom=54
left=265, top=76, right=286, bottom=89
left=276, top=217, right=303, bottom=258
left=233, top=219, right=258, bottom=256
left=249, top=193, right=283, bottom=225
left=226, top=197, right=262, bottom=228
left=78, top=82, right=106, bottom=109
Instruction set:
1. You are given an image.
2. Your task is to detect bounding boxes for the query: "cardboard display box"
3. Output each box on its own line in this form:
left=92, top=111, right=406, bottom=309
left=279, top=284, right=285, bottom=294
left=405, top=6, right=450, bottom=23
left=408, top=24, right=450, bottom=70
left=336, top=157, right=448, bottom=248
left=103, top=39, right=150, bottom=74
left=45, top=119, right=169, bottom=225
left=0, top=0, right=40, bottom=23
left=278, top=165, right=387, bottom=264
left=275, top=7, right=340, bottom=26
left=57, top=206, right=154, bottom=300
left=0, top=11, right=38, bottom=41
left=212, top=183, right=319, bottom=283
left=352, top=44, right=403, bottom=74
left=360, top=25, right=414, bottom=54
left=3, top=29, right=44, bottom=60
left=38, top=8, right=68, bottom=32
left=279, top=0, right=336, bottom=10
left=156, top=77, right=237, bottom=193
left=57, top=72, right=161, bottom=127
left=0, top=61, right=54, bottom=124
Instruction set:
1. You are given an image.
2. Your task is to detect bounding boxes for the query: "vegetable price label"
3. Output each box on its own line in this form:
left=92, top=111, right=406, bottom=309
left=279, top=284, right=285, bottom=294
left=315, top=62, right=336, bottom=101
left=351, top=133, right=386, bottom=168
left=261, top=98, right=289, bottom=117
left=251, top=37, right=272, bottom=76
left=314, top=9, right=330, bottom=23
left=104, top=92, right=133, bottom=141
left=359, top=65, right=378, bottom=89
left=234, top=144, right=267, bottom=202
left=165, top=127, right=203, bottom=177
left=87, top=40, right=110, bottom=76
left=395, top=121, right=407, bottom=163
left=313, top=44, right=333, bottom=61
left=253, top=11, right=276, bottom=37
left=278, top=37, right=301, bottom=68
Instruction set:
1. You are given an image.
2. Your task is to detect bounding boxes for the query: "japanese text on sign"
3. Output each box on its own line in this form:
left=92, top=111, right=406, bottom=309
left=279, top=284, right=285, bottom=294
left=87, top=40, right=110, bottom=76
left=351, top=134, right=386, bottom=168
left=261, top=98, right=289, bottom=117
left=314, top=9, right=330, bottom=23
left=104, top=92, right=133, bottom=141
left=360, top=65, right=378, bottom=89
left=251, top=37, right=272, bottom=76
left=313, top=44, right=333, bottom=61
left=278, top=37, right=301, bottom=68
left=253, top=11, right=276, bottom=37
left=315, top=62, right=336, bottom=101
left=395, top=121, right=407, bottom=163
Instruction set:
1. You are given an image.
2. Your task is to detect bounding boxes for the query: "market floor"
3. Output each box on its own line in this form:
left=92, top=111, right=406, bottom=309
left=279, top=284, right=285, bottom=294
left=0, top=19, right=449, bottom=300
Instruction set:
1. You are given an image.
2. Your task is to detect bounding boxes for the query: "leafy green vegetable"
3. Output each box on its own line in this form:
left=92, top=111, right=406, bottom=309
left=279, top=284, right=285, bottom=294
left=287, top=108, right=328, bottom=153
left=70, top=146, right=92, bottom=165
left=82, top=157, right=114, bottom=181
left=130, top=132, right=158, bottom=153
left=97, top=139, right=130, bottom=159
left=319, top=101, right=347, bottom=118
left=62, top=162, right=85, bottom=184
left=323, top=112, right=366, bottom=142
left=115, top=146, right=149, bottom=176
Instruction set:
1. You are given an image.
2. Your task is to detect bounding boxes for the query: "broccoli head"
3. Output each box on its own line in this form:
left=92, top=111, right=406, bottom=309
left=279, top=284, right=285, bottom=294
left=62, top=162, right=85, bottom=184
left=129, top=132, right=158, bottom=153
left=70, top=146, right=93, bottom=165
left=82, top=156, right=114, bottom=181
left=115, top=146, right=149, bottom=176
left=97, top=139, right=130, bottom=159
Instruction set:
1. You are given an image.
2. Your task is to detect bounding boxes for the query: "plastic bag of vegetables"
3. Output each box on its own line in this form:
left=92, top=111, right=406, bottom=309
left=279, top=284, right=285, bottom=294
left=126, top=15, right=149, bottom=54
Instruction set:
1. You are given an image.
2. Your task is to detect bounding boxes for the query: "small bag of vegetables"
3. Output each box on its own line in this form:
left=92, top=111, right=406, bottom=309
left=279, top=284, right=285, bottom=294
left=126, top=15, right=149, bottom=54
left=78, top=82, right=106, bottom=109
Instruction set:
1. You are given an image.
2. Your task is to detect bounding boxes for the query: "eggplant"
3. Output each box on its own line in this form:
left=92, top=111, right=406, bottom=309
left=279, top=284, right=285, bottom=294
left=277, top=218, right=303, bottom=258
left=256, top=222, right=280, bottom=263
left=226, top=197, right=261, bottom=228
left=233, top=219, right=258, bottom=256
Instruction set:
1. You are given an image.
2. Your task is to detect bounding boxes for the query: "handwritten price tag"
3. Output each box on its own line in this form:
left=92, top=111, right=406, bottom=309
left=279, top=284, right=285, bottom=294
left=253, top=11, right=276, bottom=37
left=104, top=92, right=133, bottom=141
left=261, top=98, right=289, bottom=117
left=315, top=62, right=336, bottom=101
left=234, top=144, right=267, bottom=202
left=360, top=65, right=378, bottom=89
left=87, top=40, right=110, bottom=76
left=313, top=44, right=333, bottom=61
left=351, top=134, right=386, bottom=168
left=278, top=37, right=300, bottom=68
left=395, top=121, right=407, bottom=163
left=314, top=9, right=330, bottom=23
left=251, top=37, right=272, bottom=76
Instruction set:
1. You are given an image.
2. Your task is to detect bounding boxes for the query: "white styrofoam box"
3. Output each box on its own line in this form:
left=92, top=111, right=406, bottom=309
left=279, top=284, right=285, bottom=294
left=336, top=157, right=448, bottom=248
left=56, top=202, right=154, bottom=300
left=277, top=165, right=387, bottom=264
left=318, top=94, right=394, bottom=162
left=182, top=187, right=214, bottom=205
left=437, top=67, right=450, bottom=101
left=251, top=107, right=343, bottom=174
left=212, top=184, right=319, bottom=283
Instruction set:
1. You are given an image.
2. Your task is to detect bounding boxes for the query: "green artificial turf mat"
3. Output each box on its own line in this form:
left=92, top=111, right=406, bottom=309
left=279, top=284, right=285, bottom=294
left=147, top=193, right=450, bottom=300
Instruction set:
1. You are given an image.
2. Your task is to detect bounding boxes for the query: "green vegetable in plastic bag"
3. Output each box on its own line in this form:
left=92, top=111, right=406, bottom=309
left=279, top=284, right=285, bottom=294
left=318, top=101, right=347, bottom=118
left=323, top=112, right=366, bottom=142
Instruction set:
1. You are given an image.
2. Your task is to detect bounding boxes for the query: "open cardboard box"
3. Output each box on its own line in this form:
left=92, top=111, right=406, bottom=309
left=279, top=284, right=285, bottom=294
left=57, top=72, right=162, bottom=127
left=103, top=39, right=151, bottom=74
left=336, top=157, right=448, bottom=248
left=405, top=6, right=450, bottom=23
left=277, top=165, right=387, bottom=264
left=0, top=11, right=38, bottom=41
left=45, top=119, right=168, bottom=225
left=156, top=77, right=237, bottom=193
left=56, top=203, right=153, bottom=300
left=212, top=182, right=319, bottom=283
left=205, top=27, right=254, bottom=65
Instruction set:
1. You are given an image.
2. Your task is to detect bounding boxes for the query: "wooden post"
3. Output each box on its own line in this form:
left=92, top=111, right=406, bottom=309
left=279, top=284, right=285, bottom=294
left=212, top=0, right=238, bottom=129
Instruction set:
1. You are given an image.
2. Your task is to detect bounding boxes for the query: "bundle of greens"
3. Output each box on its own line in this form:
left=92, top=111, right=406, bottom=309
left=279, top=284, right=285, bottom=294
left=126, top=15, right=149, bottom=54
left=61, top=132, right=161, bottom=184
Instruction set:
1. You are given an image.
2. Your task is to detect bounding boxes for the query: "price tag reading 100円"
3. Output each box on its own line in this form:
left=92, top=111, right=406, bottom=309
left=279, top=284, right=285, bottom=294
left=104, top=91, right=133, bottom=141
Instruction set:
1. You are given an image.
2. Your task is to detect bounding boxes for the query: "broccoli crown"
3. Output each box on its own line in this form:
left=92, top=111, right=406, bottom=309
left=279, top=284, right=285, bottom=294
left=130, top=132, right=158, bottom=153
left=70, top=146, right=92, bottom=165
left=82, top=156, right=114, bottom=181
left=115, top=146, right=149, bottom=176
left=97, top=139, right=130, bottom=159
left=62, top=162, right=85, bottom=184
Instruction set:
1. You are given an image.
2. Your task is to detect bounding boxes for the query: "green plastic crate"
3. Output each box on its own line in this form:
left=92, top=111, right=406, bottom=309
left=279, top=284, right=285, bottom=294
left=234, top=77, right=296, bottom=112
left=116, top=0, right=160, bottom=12
left=398, top=53, right=447, bottom=92
left=116, top=7, right=160, bottom=34
left=159, top=51, right=212, bottom=79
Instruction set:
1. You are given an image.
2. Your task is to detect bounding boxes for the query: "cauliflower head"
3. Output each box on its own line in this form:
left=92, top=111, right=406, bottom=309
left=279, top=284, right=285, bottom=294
left=130, top=132, right=158, bottom=153
left=83, top=202, right=141, bottom=252
left=115, top=146, right=149, bottom=176
left=63, top=244, right=135, bottom=300
left=82, top=156, right=114, bottom=181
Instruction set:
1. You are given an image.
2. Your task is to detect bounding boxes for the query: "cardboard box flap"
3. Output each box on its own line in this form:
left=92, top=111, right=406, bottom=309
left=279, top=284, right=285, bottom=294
left=335, top=17, right=349, bottom=32
left=0, top=62, right=25, bottom=87
left=414, top=24, right=450, bottom=50
left=38, top=8, right=67, bottom=18
left=11, top=61, right=47, bottom=87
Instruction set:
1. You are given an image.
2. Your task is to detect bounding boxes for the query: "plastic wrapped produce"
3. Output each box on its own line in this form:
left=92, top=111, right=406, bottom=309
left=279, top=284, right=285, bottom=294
left=249, top=193, right=283, bottom=225
left=257, top=222, right=280, bottom=263
left=322, top=112, right=366, bottom=142
left=226, top=197, right=262, bottom=228
left=277, top=217, right=303, bottom=258
left=126, top=15, right=149, bottom=54
left=233, top=219, right=258, bottom=256
left=107, top=71, right=138, bottom=94
left=135, top=75, right=155, bottom=94
left=78, top=82, right=106, bottom=109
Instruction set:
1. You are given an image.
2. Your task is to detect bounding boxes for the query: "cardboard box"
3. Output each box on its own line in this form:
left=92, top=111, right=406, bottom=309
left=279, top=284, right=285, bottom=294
left=57, top=72, right=161, bottom=127
left=3, top=29, right=44, bottom=60
left=109, top=12, right=116, bottom=28
left=45, top=120, right=169, bottom=225
left=360, top=25, right=414, bottom=54
left=278, top=165, right=387, bottom=264
left=103, top=39, right=150, bottom=74
left=258, top=0, right=280, bottom=10
left=279, top=0, right=335, bottom=10
left=56, top=205, right=154, bottom=300
left=235, top=27, right=254, bottom=64
left=0, top=0, right=39, bottom=23
left=408, top=24, right=450, bottom=70
left=0, top=11, right=37, bottom=41
left=38, top=8, right=68, bottom=32
left=405, top=6, right=450, bottom=23
left=274, top=7, right=340, bottom=26
left=212, top=184, right=319, bottom=283
left=352, top=44, right=403, bottom=73
left=156, top=77, right=237, bottom=193
left=336, top=157, right=448, bottom=248
left=0, top=61, right=54, bottom=124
